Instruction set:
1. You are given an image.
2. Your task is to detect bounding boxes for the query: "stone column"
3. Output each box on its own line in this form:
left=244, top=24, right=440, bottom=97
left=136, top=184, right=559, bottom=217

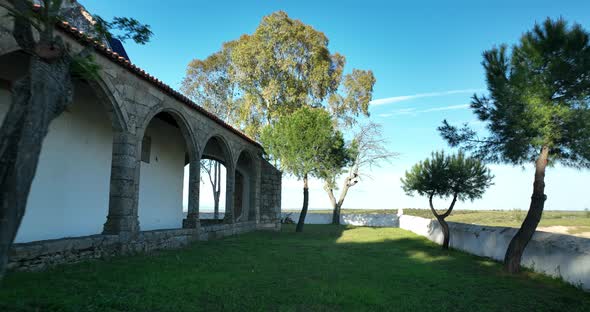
left=183, top=159, right=200, bottom=228
left=250, top=155, right=262, bottom=222
left=224, top=165, right=236, bottom=224
left=103, top=131, right=140, bottom=238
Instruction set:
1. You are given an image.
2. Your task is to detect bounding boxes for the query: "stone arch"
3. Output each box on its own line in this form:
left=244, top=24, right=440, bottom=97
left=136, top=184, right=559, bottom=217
left=135, top=105, right=199, bottom=231
left=234, top=148, right=259, bottom=222
left=87, top=76, right=128, bottom=132
left=199, top=132, right=234, bottom=166
left=0, top=48, right=125, bottom=241
left=199, top=133, right=238, bottom=223
left=137, top=104, right=199, bottom=162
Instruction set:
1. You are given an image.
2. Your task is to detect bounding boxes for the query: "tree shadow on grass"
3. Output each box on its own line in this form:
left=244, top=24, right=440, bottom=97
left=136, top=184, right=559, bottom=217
left=0, top=224, right=588, bottom=312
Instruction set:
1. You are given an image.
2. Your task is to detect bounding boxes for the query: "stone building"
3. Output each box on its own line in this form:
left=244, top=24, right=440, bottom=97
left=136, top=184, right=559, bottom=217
left=0, top=2, right=282, bottom=270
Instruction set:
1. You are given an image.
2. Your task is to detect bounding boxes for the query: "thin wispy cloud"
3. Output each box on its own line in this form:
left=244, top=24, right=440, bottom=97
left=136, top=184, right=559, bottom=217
left=378, top=104, right=470, bottom=118
left=370, top=89, right=483, bottom=106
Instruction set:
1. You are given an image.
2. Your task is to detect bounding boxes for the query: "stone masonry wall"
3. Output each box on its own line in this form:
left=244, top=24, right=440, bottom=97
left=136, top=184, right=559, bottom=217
left=259, top=159, right=282, bottom=230
left=9, top=222, right=257, bottom=272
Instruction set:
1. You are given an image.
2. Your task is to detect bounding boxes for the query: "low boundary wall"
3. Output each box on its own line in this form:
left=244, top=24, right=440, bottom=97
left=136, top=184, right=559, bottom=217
left=281, top=212, right=399, bottom=227
left=9, top=221, right=264, bottom=271
left=398, top=215, right=590, bottom=291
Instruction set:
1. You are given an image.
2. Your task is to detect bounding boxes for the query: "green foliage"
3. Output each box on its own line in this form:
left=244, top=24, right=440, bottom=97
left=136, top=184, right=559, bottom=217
left=182, top=11, right=375, bottom=137
left=181, top=41, right=239, bottom=124
left=401, top=151, right=493, bottom=201
left=439, top=18, right=590, bottom=167
left=70, top=53, right=100, bottom=80
left=92, top=15, right=152, bottom=45
left=260, top=106, right=349, bottom=180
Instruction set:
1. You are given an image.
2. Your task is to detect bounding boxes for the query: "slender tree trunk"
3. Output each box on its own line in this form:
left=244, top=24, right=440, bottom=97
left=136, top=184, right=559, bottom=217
left=325, top=184, right=339, bottom=225
left=296, top=174, right=309, bottom=232
left=429, top=193, right=457, bottom=250
left=504, top=146, right=549, bottom=273
left=331, top=203, right=341, bottom=225
left=212, top=161, right=220, bottom=220
left=0, top=50, right=72, bottom=280
left=328, top=172, right=356, bottom=225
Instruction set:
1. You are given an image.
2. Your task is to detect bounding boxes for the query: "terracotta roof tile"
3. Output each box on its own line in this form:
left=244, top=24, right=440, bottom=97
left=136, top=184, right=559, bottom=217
left=54, top=22, right=261, bottom=148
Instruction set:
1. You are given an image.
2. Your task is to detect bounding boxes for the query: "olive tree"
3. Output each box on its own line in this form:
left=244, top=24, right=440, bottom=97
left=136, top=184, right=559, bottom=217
left=439, top=18, right=590, bottom=272
left=0, top=0, right=151, bottom=281
left=261, top=106, right=349, bottom=232
left=401, top=151, right=493, bottom=249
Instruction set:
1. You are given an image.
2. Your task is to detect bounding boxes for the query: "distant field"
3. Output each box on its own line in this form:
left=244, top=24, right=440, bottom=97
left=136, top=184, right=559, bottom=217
left=283, top=208, right=590, bottom=237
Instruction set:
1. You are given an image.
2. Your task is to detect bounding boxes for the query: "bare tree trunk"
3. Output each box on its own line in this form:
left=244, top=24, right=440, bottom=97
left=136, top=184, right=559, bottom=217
left=296, top=174, right=309, bottom=233
left=325, top=184, right=339, bottom=225
left=0, top=51, right=72, bottom=280
left=202, top=159, right=222, bottom=221
left=504, top=146, right=549, bottom=273
left=429, top=193, right=457, bottom=250
left=327, top=171, right=356, bottom=225
left=213, top=161, right=220, bottom=220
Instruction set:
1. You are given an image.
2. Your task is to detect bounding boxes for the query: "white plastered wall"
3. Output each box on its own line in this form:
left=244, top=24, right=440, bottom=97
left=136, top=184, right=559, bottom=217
left=138, top=117, right=186, bottom=231
left=0, top=84, right=114, bottom=243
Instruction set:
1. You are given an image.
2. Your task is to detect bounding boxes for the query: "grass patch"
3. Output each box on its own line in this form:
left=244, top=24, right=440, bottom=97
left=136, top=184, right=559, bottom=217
left=1, top=225, right=588, bottom=311
left=402, top=208, right=590, bottom=228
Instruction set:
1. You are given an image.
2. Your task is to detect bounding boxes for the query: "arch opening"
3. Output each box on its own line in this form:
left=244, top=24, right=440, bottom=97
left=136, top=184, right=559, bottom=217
left=235, top=150, right=257, bottom=222
left=138, top=111, right=192, bottom=231
left=199, top=136, right=232, bottom=224
left=0, top=50, right=116, bottom=242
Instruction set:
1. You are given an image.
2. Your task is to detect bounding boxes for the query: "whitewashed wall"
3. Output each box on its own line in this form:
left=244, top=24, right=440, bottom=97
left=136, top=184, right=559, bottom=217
left=399, top=215, right=590, bottom=291
left=0, top=86, right=114, bottom=243
left=281, top=212, right=399, bottom=227
left=138, top=118, right=186, bottom=231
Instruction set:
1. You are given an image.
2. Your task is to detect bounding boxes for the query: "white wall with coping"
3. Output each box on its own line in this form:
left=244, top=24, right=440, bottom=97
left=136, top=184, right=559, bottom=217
left=138, top=118, right=186, bottom=231
left=281, top=212, right=399, bottom=227
left=398, top=214, right=590, bottom=291
left=0, top=85, right=114, bottom=243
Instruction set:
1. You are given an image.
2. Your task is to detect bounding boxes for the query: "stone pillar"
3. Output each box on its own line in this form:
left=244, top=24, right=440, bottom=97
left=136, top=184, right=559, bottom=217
left=103, top=131, right=140, bottom=238
left=183, top=159, right=200, bottom=228
left=224, top=165, right=235, bottom=224
left=250, top=156, right=262, bottom=222
left=258, top=159, right=282, bottom=230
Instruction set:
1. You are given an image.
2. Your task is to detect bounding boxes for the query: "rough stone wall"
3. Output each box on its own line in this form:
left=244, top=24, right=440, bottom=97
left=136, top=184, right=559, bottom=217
left=9, top=222, right=257, bottom=272
left=259, top=159, right=282, bottom=230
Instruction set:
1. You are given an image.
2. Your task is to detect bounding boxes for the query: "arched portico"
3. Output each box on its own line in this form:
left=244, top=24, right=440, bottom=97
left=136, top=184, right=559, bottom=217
left=234, top=149, right=258, bottom=222
left=199, top=134, right=236, bottom=224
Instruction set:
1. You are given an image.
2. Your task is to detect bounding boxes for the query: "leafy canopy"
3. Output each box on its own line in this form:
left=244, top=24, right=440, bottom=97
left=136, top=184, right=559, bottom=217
left=401, top=151, right=493, bottom=201
left=182, top=11, right=375, bottom=137
left=260, top=106, right=349, bottom=180
left=439, top=18, right=590, bottom=167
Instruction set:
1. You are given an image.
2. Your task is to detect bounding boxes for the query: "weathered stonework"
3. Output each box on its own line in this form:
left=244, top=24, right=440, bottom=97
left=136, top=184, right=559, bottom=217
left=9, top=222, right=258, bottom=272
left=259, top=159, right=282, bottom=231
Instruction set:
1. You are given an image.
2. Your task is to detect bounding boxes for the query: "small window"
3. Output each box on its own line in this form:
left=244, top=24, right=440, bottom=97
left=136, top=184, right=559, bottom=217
left=141, top=136, right=151, bottom=163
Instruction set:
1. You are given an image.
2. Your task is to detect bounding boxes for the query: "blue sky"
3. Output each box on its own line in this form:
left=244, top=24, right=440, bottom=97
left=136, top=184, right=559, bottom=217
left=84, top=0, right=590, bottom=211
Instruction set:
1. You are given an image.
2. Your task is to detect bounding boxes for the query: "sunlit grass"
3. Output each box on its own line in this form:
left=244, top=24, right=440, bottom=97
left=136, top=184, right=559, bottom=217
left=1, top=225, right=588, bottom=311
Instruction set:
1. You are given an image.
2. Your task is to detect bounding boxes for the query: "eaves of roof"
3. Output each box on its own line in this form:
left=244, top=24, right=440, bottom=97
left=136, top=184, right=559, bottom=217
left=55, top=21, right=262, bottom=148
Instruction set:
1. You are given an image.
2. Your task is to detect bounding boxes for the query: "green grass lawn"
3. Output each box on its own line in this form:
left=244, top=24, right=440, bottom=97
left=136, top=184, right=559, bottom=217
left=1, top=225, right=589, bottom=311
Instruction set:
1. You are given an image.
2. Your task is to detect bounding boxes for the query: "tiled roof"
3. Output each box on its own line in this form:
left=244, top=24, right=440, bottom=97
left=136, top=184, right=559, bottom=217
left=54, top=21, right=262, bottom=148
